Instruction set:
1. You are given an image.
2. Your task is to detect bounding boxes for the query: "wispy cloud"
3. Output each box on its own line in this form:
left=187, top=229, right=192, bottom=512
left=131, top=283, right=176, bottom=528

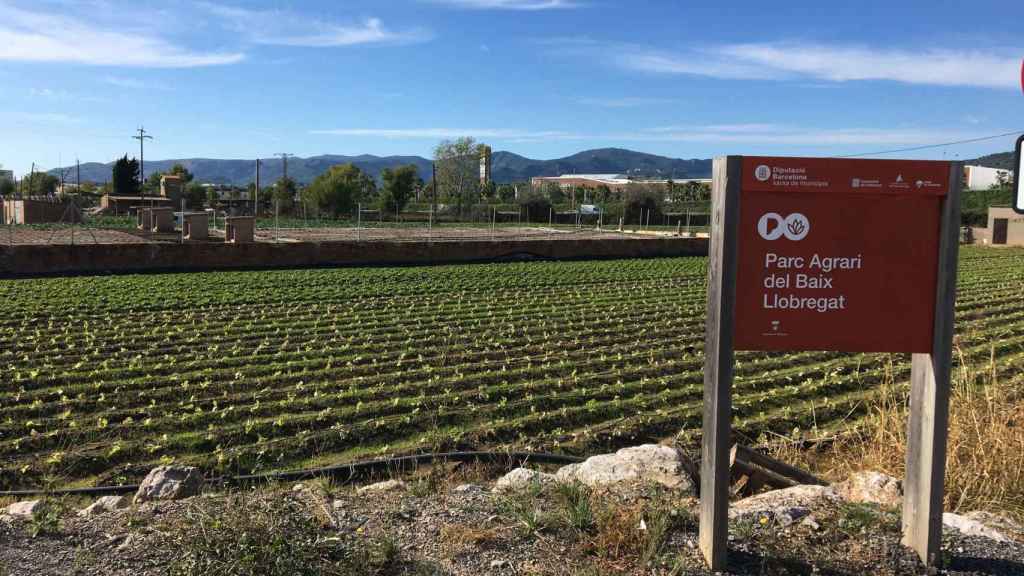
left=427, top=0, right=580, bottom=10
left=199, top=2, right=431, bottom=47
left=577, top=96, right=678, bottom=108
left=313, top=123, right=990, bottom=149
left=30, top=87, right=107, bottom=103
left=552, top=38, right=1022, bottom=89
left=0, top=2, right=244, bottom=67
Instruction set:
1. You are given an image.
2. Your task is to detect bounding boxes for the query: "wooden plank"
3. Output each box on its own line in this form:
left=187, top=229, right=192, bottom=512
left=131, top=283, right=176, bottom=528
left=730, top=446, right=797, bottom=491
left=902, top=161, right=962, bottom=566
left=733, top=444, right=827, bottom=486
left=699, top=156, right=741, bottom=571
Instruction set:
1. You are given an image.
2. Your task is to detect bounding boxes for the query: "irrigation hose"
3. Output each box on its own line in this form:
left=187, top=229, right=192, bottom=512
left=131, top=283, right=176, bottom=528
left=0, top=450, right=585, bottom=499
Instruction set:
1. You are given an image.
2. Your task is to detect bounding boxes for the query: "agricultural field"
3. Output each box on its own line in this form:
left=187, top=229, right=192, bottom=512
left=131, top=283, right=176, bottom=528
left=0, top=247, right=1022, bottom=490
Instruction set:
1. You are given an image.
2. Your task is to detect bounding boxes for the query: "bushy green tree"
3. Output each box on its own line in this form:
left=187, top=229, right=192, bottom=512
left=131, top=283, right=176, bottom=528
left=0, top=178, right=14, bottom=197
left=623, top=184, right=663, bottom=224
left=111, top=155, right=140, bottom=196
left=272, top=177, right=297, bottom=214
left=434, top=137, right=485, bottom=216
left=301, top=164, right=374, bottom=217
left=517, top=188, right=551, bottom=222
left=379, top=165, right=418, bottom=215
left=184, top=182, right=205, bottom=209
left=497, top=184, right=516, bottom=202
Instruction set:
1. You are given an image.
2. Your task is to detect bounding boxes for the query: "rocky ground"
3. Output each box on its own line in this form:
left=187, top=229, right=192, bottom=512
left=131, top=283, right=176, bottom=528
left=2, top=444, right=1023, bottom=576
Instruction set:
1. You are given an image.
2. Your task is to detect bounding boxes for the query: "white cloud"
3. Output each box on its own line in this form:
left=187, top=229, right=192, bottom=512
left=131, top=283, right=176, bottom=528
left=604, top=41, right=1023, bottom=89
left=314, top=124, right=990, bottom=149
left=198, top=3, right=431, bottom=47
left=428, top=0, right=579, bottom=10
left=29, top=87, right=107, bottom=102
left=0, top=2, right=244, bottom=67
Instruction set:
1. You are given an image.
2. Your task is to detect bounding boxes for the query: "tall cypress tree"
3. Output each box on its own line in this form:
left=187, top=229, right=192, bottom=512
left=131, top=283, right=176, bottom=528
left=111, top=155, right=140, bottom=196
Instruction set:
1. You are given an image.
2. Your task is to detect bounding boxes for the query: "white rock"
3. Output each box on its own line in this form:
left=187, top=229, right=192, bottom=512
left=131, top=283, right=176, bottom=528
left=834, top=471, right=902, bottom=507
left=452, top=483, right=484, bottom=494
left=134, top=466, right=203, bottom=504
left=943, top=513, right=1011, bottom=543
left=494, top=468, right=557, bottom=492
left=730, top=485, right=840, bottom=520
left=356, top=479, right=407, bottom=494
left=554, top=444, right=694, bottom=491
left=964, top=511, right=1024, bottom=538
left=5, top=500, right=42, bottom=518
left=78, top=495, right=129, bottom=517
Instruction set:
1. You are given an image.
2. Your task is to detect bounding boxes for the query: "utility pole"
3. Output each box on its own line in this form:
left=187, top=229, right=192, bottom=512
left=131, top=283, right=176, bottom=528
left=133, top=127, right=153, bottom=204
left=255, top=159, right=261, bottom=217
left=275, top=153, right=293, bottom=181
left=275, top=153, right=293, bottom=207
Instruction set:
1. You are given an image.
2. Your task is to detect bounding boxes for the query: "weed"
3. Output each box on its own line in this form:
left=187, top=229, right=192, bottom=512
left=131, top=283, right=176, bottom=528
left=28, top=498, right=66, bottom=537
left=555, top=482, right=594, bottom=533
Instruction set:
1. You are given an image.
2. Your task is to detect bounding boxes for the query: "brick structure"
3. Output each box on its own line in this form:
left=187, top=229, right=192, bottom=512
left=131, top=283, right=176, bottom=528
left=182, top=212, right=209, bottom=241
left=3, top=198, right=81, bottom=224
left=225, top=216, right=255, bottom=243
left=160, top=175, right=185, bottom=204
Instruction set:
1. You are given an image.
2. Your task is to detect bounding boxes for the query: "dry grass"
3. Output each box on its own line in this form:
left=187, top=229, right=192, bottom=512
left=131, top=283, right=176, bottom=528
left=768, top=343, right=1024, bottom=519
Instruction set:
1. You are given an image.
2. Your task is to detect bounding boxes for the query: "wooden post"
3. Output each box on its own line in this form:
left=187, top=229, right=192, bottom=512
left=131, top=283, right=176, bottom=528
left=699, top=156, right=742, bottom=571
left=902, top=161, right=961, bottom=566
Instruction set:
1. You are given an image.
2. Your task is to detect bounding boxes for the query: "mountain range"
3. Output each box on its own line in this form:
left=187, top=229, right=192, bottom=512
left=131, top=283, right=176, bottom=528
left=48, top=148, right=712, bottom=187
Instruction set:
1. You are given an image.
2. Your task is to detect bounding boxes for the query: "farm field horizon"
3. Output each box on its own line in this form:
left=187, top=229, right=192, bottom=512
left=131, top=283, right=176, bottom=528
left=1, top=247, right=1022, bottom=490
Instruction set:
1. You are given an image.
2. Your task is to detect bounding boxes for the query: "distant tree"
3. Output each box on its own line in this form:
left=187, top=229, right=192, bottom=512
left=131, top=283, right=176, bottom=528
left=434, top=137, right=485, bottom=216
left=207, top=186, right=219, bottom=207
left=301, top=164, right=374, bottom=217
left=184, top=182, right=205, bottom=209
left=379, top=165, right=418, bottom=215
left=0, top=178, right=14, bottom=197
left=111, top=155, right=140, bottom=196
left=623, top=184, right=663, bottom=224
left=272, top=177, right=298, bottom=214
left=145, top=171, right=162, bottom=194
left=169, top=164, right=194, bottom=183
left=79, top=181, right=98, bottom=195
left=543, top=181, right=565, bottom=205
left=22, top=172, right=59, bottom=196
left=497, top=184, right=516, bottom=203
left=517, top=188, right=551, bottom=222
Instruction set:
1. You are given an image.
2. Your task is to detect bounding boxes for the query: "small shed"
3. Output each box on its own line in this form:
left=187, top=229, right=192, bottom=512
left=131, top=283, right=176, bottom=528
left=3, top=198, right=82, bottom=224
left=225, top=216, right=255, bottom=243
left=137, top=207, right=175, bottom=233
left=181, top=212, right=209, bottom=241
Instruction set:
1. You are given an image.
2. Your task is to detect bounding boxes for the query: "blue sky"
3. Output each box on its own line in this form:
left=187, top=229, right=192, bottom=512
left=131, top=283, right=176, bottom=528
left=1, top=0, right=1023, bottom=177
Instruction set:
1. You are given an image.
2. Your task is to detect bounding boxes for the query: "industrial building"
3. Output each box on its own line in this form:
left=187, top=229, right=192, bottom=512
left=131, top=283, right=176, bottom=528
left=530, top=174, right=711, bottom=192
left=964, top=165, right=1011, bottom=191
left=0, top=169, right=12, bottom=184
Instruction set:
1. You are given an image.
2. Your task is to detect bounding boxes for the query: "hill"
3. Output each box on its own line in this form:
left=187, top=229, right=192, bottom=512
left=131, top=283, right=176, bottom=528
left=49, top=149, right=712, bottom=186
left=970, top=151, right=1015, bottom=170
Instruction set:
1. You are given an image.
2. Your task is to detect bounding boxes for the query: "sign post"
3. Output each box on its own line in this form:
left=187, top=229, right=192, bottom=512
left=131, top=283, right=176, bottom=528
left=699, top=155, right=961, bottom=570
left=1014, top=134, right=1023, bottom=215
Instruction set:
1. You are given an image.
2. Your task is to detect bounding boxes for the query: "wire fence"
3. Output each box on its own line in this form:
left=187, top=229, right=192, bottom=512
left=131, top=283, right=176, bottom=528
left=0, top=195, right=710, bottom=247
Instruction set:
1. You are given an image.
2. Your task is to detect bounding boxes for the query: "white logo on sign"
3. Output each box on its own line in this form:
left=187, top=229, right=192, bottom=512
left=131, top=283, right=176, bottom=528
left=852, top=178, right=861, bottom=188
left=754, top=165, right=771, bottom=182
left=758, top=213, right=810, bottom=241
left=896, top=174, right=903, bottom=183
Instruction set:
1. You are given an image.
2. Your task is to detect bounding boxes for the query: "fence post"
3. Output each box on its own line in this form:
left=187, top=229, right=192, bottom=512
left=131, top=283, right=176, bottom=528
left=699, top=156, right=742, bottom=571
left=902, top=162, right=962, bottom=566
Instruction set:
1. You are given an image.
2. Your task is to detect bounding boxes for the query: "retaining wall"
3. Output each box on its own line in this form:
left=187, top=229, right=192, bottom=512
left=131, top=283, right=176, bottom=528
left=0, top=237, right=708, bottom=277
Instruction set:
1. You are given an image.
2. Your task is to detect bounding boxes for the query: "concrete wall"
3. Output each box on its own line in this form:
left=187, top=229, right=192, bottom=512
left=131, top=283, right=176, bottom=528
left=987, top=207, right=1024, bottom=246
left=0, top=237, right=708, bottom=277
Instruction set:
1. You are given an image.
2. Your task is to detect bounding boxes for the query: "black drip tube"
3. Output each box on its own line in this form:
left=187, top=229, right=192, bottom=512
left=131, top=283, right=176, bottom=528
left=0, top=450, right=585, bottom=499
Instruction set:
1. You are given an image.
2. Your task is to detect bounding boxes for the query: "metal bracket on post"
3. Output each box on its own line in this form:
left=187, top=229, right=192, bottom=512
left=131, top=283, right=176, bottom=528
left=902, top=161, right=961, bottom=565
left=699, top=156, right=742, bottom=571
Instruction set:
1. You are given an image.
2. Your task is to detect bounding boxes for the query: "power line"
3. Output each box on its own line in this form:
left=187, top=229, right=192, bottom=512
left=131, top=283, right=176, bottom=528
left=840, top=130, right=1024, bottom=158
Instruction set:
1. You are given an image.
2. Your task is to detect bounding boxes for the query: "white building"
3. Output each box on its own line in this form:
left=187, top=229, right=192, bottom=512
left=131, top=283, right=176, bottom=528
left=964, top=165, right=1011, bottom=191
